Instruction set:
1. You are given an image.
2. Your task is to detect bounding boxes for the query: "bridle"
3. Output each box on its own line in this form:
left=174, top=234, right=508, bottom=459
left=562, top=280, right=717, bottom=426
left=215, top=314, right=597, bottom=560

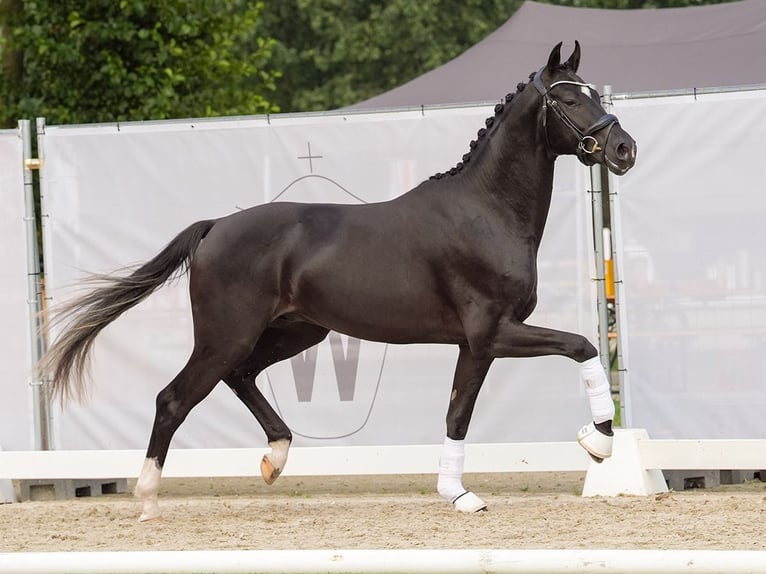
left=532, top=67, right=619, bottom=166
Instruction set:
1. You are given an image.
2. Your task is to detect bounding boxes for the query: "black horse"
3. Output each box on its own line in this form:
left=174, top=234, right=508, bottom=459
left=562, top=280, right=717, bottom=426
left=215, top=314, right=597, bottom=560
left=40, top=42, right=636, bottom=520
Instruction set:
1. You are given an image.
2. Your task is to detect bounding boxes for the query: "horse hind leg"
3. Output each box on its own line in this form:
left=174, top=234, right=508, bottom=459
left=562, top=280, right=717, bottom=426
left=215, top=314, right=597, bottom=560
left=134, top=326, right=260, bottom=522
left=223, top=322, right=330, bottom=486
left=438, top=345, right=493, bottom=513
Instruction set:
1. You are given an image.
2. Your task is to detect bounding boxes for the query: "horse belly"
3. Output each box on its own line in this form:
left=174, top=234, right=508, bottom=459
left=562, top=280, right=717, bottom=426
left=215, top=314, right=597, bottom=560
left=293, top=266, right=464, bottom=345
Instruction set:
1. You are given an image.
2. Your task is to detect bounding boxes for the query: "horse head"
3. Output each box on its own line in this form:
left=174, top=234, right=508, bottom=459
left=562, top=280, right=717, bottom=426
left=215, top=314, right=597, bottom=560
left=533, top=41, right=636, bottom=176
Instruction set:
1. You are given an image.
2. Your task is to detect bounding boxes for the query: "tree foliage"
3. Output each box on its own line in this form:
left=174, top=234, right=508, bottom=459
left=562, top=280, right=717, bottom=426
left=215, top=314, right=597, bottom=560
left=0, top=0, right=280, bottom=126
left=259, top=0, right=525, bottom=112
left=0, top=0, right=742, bottom=124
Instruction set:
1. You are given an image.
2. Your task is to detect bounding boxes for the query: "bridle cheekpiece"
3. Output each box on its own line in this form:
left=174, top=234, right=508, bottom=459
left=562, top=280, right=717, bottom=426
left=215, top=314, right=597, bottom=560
left=532, top=67, right=619, bottom=166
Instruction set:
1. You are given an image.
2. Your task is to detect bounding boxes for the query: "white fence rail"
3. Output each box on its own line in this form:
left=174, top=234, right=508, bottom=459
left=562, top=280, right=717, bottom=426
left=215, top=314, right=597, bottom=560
left=640, top=439, right=766, bottom=470
left=0, top=442, right=590, bottom=480
left=2, top=434, right=764, bottom=499
left=2, top=549, right=766, bottom=574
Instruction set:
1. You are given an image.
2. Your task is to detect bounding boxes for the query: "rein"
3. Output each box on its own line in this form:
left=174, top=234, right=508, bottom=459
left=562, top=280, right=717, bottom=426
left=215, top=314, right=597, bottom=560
left=532, top=67, right=619, bottom=166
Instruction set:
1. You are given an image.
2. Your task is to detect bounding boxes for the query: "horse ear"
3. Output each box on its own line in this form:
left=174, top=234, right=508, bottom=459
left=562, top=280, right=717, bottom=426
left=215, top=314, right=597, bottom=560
left=565, top=40, right=581, bottom=73
left=546, top=42, right=563, bottom=73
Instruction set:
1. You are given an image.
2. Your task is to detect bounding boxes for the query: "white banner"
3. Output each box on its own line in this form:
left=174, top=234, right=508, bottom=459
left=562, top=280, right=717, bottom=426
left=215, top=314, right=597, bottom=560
left=41, top=107, right=596, bottom=450
left=0, top=128, right=34, bottom=450
left=613, top=89, right=766, bottom=439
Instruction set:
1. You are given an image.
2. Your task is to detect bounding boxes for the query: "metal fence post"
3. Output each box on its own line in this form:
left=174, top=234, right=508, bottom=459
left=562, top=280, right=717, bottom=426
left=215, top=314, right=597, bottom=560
left=21, top=119, right=52, bottom=450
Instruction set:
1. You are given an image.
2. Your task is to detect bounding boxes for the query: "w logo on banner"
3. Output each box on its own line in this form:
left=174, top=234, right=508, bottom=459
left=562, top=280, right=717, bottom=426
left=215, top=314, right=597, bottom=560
left=291, top=333, right=359, bottom=402
left=265, top=333, right=387, bottom=439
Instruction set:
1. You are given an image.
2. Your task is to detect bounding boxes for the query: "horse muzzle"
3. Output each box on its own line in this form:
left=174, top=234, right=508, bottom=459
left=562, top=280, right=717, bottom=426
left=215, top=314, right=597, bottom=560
left=573, top=115, right=636, bottom=176
left=602, top=125, right=637, bottom=176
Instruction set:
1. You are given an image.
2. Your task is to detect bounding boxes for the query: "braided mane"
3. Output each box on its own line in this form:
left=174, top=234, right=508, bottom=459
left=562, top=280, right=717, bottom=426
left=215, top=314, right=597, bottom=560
left=429, top=77, right=532, bottom=181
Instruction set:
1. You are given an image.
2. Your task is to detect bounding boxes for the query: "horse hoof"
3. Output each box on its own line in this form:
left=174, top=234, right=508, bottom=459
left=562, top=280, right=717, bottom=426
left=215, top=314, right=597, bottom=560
left=577, top=421, right=613, bottom=461
left=260, top=455, right=281, bottom=485
left=452, top=491, right=487, bottom=513
left=138, top=511, right=162, bottom=523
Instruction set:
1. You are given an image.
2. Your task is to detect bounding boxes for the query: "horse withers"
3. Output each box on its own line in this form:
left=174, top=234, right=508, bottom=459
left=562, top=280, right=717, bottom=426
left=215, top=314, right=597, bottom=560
left=40, top=41, right=636, bottom=520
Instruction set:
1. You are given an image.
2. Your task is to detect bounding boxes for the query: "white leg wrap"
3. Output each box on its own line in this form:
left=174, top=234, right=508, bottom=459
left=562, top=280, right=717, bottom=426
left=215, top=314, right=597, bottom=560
left=437, top=437, right=466, bottom=502
left=134, top=457, right=162, bottom=522
left=580, top=356, right=615, bottom=423
left=437, top=437, right=486, bottom=513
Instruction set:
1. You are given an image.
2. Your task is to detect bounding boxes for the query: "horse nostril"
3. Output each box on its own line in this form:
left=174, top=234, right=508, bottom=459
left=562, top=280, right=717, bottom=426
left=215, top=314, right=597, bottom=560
left=616, top=142, right=631, bottom=161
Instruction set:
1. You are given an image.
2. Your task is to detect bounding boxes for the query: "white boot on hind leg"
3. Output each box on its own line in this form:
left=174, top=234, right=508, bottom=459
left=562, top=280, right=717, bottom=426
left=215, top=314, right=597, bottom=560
left=578, top=356, right=615, bottom=462
left=437, top=437, right=487, bottom=513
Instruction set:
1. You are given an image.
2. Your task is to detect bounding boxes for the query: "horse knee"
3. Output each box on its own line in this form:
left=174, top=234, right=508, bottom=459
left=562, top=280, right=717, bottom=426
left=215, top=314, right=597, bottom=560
left=572, top=337, right=598, bottom=363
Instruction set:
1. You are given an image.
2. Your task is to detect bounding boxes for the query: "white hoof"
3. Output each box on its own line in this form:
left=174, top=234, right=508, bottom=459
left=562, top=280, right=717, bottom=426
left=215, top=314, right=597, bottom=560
left=135, top=457, right=163, bottom=522
left=138, top=497, right=161, bottom=522
left=452, top=491, right=487, bottom=513
left=261, top=439, right=290, bottom=485
left=577, top=421, right=613, bottom=461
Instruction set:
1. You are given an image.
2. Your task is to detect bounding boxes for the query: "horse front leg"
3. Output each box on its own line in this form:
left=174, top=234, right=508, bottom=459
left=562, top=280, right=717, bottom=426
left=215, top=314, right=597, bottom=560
left=476, top=318, right=615, bottom=461
left=438, top=345, right=493, bottom=513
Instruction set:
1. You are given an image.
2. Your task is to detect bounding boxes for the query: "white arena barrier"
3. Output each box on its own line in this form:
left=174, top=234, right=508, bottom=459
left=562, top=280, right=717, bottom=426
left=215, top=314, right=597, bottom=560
left=0, top=442, right=590, bottom=480
left=0, top=126, right=35, bottom=454
left=2, top=432, right=765, bottom=499
left=610, top=87, right=766, bottom=439
left=584, top=430, right=766, bottom=497
left=2, top=549, right=766, bottom=574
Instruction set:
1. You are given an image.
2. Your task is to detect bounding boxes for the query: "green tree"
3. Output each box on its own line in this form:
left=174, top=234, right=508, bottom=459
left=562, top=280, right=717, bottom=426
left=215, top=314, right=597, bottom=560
left=0, top=0, right=280, bottom=126
left=260, top=0, right=524, bottom=112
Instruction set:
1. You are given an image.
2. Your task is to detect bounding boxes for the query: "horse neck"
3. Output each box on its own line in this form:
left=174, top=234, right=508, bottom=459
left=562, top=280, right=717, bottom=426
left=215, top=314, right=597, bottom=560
left=465, top=99, right=556, bottom=246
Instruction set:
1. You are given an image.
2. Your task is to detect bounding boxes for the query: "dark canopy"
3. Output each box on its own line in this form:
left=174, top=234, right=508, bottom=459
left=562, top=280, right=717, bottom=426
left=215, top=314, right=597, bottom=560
left=351, top=0, right=766, bottom=109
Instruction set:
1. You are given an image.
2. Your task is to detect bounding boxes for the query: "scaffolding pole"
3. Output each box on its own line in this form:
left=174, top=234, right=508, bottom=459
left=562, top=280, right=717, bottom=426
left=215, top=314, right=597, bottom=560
left=21, top=119, right=51, bottom=451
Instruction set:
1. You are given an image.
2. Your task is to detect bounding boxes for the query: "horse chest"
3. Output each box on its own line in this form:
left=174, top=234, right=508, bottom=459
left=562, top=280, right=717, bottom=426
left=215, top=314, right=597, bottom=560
left=448, top=243, right=539, bottom=323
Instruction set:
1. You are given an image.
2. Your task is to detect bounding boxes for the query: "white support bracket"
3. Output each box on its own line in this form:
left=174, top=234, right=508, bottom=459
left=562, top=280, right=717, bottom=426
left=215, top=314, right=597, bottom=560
left=582, top=429, right=668, bottom=497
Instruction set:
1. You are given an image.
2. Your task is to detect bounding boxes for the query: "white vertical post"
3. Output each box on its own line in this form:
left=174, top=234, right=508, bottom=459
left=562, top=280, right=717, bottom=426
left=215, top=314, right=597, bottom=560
left=589, top=163, right=611, bottom=381
left=601, top=85, right=631, bottom=427
left=21, top=119, right=51, bottom=451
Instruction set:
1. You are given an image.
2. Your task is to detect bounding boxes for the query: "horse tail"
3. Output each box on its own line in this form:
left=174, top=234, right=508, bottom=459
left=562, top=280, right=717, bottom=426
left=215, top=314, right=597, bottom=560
left=40, top=219, right=217, bottom=404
